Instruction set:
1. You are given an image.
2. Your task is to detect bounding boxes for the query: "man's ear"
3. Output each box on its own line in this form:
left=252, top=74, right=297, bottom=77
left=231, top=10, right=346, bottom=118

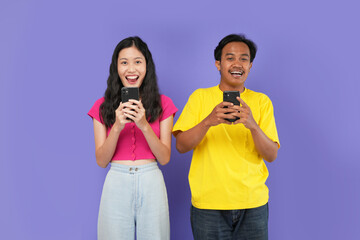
left=249, top=62, right=253, bottom=70
left=215, top=60, right=221, bottom=71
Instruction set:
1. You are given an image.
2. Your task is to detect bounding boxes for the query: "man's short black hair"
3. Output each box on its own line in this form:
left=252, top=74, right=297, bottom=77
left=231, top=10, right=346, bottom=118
left=214, top=34, right=257, bottom=62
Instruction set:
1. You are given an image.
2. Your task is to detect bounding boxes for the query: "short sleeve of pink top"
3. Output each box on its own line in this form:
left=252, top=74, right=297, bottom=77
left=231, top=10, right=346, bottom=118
left=88, top=95, right=178, bottom=161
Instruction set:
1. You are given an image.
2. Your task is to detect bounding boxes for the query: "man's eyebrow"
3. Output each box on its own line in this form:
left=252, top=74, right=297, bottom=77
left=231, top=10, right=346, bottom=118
left=224, top=53, right=250, bottom=57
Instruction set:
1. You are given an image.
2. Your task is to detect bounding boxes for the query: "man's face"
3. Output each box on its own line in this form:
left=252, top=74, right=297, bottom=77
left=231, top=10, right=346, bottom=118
left=216, top=41, right=252, bottom=91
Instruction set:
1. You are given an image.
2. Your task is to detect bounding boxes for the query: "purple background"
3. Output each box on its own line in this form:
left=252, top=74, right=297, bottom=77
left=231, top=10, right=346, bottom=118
left=1, top=0, right=359, bottom=239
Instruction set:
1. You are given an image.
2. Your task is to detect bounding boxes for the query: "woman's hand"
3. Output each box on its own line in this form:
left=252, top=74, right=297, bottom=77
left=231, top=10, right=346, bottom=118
left=122, top=99, right=148, bottom=130
left=113, top=102, right=131, bottom=132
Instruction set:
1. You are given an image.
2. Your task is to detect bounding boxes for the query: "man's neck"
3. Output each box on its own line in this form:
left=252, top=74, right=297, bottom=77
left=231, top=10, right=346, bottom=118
left=218, top=83, right=245, bottom=93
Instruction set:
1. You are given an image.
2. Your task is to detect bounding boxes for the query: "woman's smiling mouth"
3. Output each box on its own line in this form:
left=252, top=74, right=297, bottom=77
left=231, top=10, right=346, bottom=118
left=126, top=75, right=139, bottom=84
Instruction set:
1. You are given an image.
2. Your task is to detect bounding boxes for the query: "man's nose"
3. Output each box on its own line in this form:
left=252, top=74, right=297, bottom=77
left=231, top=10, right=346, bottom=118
left=235, top=58, right=243, bottom=65
left=232, top=59, right=241, bottom=66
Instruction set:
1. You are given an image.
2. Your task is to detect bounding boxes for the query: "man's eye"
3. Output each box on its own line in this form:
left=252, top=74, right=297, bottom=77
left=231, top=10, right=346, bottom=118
left=227, top=58, right=233, bottom=61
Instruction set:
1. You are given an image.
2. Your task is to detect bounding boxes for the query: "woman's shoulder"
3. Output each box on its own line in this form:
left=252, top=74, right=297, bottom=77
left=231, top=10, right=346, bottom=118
left=88, top=97, right=105, bottom=122
left=160, top=94, right=172, bottom=102
left=94, top=97, right=105, bottom=105
left=90, top=97, right=105, bottom=110
left=159, top=94, right=175, bottom=107
left=159, top=94, right=177, bottom=119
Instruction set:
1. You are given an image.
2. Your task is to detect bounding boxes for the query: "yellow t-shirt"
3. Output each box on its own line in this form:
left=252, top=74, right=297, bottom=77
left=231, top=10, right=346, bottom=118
left=173, top=85, right=280, bottom=210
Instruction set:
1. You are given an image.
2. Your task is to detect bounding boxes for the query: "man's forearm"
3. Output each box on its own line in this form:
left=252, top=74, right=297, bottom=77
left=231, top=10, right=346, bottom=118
left=175, top=120, right=211, bottom=153
left=250, top=125, right=278, bottom=162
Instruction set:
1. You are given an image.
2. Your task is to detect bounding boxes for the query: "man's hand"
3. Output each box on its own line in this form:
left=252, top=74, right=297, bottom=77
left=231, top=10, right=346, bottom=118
left=233, top=97, right=257, bottom=130
left=231, top=97, right=278, bottom=162
left=204, top=101, right=236, bottom=127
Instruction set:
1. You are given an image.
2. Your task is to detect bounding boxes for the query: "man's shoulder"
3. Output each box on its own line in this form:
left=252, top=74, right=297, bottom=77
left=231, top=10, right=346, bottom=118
left=191, top=85, right=219, bottom=96
left=245, top=88, right=271, bottom=102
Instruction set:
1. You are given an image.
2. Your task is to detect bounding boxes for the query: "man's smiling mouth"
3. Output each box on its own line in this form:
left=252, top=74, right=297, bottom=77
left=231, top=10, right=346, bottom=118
left=230, top=70, right=244, bottom=77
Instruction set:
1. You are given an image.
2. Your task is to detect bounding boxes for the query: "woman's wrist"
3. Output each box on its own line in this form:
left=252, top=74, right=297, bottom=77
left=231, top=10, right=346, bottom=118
left=112, top=121, right=124, bottom=133
left=138, top=120, right=150, bottom=133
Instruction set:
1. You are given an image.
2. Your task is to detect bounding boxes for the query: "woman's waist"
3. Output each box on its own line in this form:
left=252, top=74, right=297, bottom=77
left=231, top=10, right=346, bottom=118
left=111, top=150, right=156, bottom=162
left=111, top=159, right=156, bottom=166
left=109, top=160, right=159, bottom=173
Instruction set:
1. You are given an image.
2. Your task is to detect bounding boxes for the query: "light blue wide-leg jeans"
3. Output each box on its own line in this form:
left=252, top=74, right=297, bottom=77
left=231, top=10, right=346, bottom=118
left=98, top=162, right=170, bottom=240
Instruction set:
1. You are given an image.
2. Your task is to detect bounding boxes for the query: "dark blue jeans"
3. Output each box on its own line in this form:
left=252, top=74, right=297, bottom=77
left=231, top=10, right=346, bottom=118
left=191, top=203, right=268, bottom=240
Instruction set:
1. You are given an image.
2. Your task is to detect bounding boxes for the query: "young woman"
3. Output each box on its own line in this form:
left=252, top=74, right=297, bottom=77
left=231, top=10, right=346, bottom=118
left=88, top=36, right=177, bottom=240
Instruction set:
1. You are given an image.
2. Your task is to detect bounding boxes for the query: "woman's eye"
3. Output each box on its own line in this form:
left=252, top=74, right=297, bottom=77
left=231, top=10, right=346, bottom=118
left=136, top=61, right=142, bottom=64
left=121, top=61, right=127, bottom=65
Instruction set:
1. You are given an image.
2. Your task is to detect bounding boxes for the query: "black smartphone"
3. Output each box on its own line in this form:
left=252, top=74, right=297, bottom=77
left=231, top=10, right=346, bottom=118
left=121, top=87, right=139, bottom=121
left=121, top=87, right=139, bottom=103
left=223, top=91, right=240, bottom=122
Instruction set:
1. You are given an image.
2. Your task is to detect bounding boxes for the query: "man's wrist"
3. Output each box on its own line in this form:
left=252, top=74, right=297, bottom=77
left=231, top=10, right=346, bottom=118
left=202, top=117, right=213, bottom=129
left=249, top=122, right=260, bottom=132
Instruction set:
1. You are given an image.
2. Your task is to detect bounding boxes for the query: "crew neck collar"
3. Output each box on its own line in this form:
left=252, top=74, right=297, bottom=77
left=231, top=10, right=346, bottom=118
left=217, top=85, right=247, bottom=95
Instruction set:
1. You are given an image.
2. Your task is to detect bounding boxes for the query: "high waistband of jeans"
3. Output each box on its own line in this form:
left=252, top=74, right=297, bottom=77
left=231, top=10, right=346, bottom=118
left=110, top=162, right=158, bottom=174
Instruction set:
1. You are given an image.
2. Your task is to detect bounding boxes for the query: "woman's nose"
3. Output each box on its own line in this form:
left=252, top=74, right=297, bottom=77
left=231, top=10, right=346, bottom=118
left=128, top=63, right=136, bottom=72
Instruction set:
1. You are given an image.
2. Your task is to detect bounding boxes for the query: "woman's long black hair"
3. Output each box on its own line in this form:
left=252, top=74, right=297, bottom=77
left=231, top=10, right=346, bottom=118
left=100, top=36, right=162, bottom=128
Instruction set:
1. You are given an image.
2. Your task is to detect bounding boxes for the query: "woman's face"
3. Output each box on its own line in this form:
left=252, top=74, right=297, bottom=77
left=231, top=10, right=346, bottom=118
left=117, top=46, right=146, bottom=88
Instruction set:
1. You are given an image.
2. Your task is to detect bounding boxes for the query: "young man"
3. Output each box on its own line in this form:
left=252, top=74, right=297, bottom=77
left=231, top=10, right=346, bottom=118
left=173, top=34, right=280, bottom=240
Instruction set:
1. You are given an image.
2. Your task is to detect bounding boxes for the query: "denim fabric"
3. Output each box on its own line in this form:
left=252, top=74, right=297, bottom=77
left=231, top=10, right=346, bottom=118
left=98, top=162, right=170, bottom=240
left=191, top=203, right=268, bottom=240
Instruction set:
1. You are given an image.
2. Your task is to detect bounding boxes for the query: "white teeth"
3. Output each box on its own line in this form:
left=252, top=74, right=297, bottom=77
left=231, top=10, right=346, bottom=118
left=231, top=71, right=243, bottom=75
left=126, top=76, right=138, bottom=80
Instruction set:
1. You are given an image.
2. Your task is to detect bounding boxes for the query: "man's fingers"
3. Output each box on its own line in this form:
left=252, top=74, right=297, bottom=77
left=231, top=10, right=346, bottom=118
left=237, top=97, right=249, bottom=108
left=219, top=107, right=237, bottom=114
left=220, top=101, right=234, bottom=108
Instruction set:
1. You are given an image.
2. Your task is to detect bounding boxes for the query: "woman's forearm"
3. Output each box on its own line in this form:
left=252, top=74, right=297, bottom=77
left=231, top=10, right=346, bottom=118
left=140, top=117, right=173, bottom=165
left=141, top=125, right=170, bottom=165
left=94, top=122, right=122, bottom=168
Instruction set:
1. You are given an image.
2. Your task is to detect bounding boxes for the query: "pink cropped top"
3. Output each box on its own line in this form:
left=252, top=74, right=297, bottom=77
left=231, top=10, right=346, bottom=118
left=88, top=95, right=178, bottom=161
